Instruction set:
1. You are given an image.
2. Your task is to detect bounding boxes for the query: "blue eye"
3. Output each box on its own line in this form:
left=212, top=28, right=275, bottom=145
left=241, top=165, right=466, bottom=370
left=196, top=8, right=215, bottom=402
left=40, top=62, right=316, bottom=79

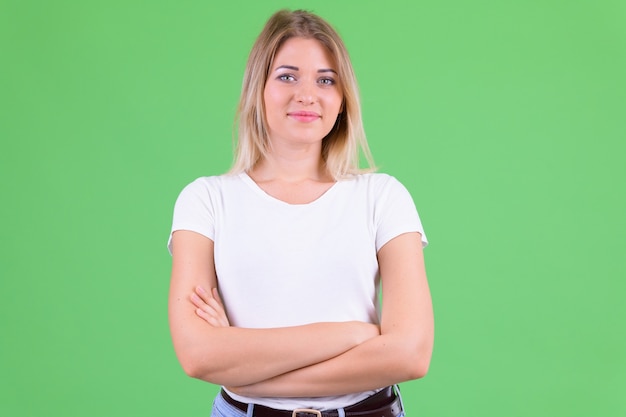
left=318, top=77, right=336, bottom=86
left=278, top=74, right=296, bottom=82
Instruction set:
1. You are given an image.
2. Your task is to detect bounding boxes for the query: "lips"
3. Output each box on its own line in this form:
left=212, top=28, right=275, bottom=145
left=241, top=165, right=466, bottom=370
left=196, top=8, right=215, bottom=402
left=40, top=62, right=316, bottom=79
left=287, top=111, right=321, bottom=122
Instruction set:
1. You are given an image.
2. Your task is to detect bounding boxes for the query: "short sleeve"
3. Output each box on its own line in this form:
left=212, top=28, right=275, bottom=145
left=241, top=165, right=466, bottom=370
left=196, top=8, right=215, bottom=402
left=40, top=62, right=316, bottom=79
left=374, top=175, right=428, bottom=252
left=167, top=178, right=216, bottom=254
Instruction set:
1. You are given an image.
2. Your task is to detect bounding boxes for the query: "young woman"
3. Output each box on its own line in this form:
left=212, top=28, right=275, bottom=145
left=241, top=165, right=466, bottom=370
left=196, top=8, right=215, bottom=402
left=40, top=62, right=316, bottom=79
left=168, top=9, right=433, bottom=417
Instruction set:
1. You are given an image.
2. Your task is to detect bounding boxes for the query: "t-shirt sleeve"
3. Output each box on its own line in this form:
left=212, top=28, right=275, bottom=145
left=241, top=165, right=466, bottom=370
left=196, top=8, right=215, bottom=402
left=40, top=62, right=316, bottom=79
left=374, top=175, right=428, bottom=252
left=167, top=178, right=216, bottom=255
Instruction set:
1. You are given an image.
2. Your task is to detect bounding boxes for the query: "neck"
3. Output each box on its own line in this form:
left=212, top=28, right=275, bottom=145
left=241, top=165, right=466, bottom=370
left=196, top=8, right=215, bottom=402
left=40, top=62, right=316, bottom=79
left=251, top=144, right=330, bottom=182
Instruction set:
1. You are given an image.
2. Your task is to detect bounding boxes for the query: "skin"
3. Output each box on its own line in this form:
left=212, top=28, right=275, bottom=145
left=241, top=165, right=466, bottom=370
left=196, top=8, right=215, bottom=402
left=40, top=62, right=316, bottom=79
left=253, top=37, right=344, bottom=203
left=169, top=231, right=379, bottom=387
left=263, top=37, right=343, bottom=151
left=169, top=37, right=434, bottom=397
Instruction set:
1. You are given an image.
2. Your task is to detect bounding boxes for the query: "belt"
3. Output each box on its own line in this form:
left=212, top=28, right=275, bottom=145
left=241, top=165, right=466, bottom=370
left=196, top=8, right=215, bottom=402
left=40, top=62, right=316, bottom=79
left=220, top=386, right=403, bottom=417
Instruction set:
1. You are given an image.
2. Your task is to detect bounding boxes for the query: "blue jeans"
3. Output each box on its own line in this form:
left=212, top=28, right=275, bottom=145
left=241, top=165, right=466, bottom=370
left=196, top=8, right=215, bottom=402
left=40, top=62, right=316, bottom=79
left=211, top=391, right=248, bottom=417
left=210, top=389, right=406, bottom=417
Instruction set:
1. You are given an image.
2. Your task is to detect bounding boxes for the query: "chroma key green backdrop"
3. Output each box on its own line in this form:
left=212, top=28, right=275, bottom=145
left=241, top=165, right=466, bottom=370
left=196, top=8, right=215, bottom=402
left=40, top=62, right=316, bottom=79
left=1, top=1, right=624, bottom=416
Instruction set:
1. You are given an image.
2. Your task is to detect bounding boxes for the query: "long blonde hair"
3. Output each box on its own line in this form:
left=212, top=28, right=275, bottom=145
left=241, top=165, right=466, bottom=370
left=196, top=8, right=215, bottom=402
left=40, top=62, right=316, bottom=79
left=229, top=9, right=375, bottom=179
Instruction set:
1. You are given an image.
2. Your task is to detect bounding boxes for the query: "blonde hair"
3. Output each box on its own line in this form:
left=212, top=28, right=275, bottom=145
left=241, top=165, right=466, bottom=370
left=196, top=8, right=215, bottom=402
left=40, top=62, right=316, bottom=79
left=229, top=9, right=375, bottom=179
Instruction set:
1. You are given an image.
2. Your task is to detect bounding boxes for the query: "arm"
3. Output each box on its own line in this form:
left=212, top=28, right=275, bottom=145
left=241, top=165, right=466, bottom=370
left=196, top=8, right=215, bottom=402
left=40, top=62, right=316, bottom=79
left=168, top=230, right=379, bottom=386
left=228, top=232, right=434, bottom=397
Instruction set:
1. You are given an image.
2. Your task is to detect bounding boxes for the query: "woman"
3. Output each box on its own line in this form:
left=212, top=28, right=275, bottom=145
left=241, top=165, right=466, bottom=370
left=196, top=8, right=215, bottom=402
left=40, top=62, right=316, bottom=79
left=168, top=9, right=433, bottom=417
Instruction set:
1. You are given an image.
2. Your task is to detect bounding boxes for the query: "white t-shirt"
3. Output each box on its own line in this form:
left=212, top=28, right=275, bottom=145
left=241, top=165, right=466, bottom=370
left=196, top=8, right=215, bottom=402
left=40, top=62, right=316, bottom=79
left=168, top=172, right=427, bottom=410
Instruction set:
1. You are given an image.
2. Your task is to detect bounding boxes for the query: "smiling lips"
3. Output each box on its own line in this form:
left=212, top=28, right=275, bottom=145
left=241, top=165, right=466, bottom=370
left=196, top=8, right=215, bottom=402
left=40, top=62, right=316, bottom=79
left=288, top=111, right=321, bottom=122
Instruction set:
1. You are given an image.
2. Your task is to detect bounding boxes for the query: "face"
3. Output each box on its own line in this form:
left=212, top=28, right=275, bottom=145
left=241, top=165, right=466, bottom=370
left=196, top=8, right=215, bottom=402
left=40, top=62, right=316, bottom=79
left=263, top=37, right=343, bottom=148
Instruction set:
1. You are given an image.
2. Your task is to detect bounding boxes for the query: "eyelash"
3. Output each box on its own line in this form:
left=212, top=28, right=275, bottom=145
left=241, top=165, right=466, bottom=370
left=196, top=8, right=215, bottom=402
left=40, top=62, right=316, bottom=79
left=276, top=74, right=336, bottom=86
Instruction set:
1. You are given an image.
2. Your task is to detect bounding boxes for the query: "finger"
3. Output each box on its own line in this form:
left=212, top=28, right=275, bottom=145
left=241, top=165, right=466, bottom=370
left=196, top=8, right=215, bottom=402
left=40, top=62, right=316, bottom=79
left=195, top=307, right=211, bottom=321
left=195, top=286, right=211, bottom=304
left=208, top=290, right=230, bottom=326
left=195, top=307, right=222, bottom=327
left=197, top=300, right=220, bottom=317
left=203, top=299, right=228, bottom=327
left=191, top=293, right=222, bottom=320
left=212, top=287, right=224, bottom=306
left=190, top=292, right=209, bottom=309
left=198, top=285, right=217, bottom=306
left=206, top=297, right=225, bottom=314
left=194, top=290, right=226, bottom=317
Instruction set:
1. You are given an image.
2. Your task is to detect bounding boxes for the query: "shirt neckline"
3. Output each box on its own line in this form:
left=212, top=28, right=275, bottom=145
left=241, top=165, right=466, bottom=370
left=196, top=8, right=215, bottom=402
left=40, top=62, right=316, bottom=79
left=238, top=172, right=341, bottom=207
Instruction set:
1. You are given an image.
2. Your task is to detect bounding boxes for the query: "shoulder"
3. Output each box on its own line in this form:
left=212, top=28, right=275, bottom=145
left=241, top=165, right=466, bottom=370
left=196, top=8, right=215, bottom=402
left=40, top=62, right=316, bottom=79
left=172, top=174, right=245, bottom=213
left=178, top=173, right=242, bottom=197
left=342, top=173, right=410, bottom=195
left=354, top=174, right=427, bottom=249
left=344, top=173, right=420, bottom=218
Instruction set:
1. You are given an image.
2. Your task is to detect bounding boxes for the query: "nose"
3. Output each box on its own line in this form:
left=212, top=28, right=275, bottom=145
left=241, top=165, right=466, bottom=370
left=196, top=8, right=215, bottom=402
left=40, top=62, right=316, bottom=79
left=295, top=82, right=316, bottom=105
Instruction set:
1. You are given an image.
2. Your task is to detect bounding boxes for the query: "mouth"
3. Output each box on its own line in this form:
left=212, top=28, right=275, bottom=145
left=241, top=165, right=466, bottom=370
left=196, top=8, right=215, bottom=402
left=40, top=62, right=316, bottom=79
left=287, top=111, right=321, bottom=122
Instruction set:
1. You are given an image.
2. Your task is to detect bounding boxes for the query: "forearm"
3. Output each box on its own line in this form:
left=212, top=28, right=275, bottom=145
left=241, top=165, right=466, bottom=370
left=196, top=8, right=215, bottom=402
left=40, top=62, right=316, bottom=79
left=229, top=330, right=433, bottom=397
left=169, top=232, right=377, bottom=386
left=231, top=233, right=435, bottom=398
left=172, top=319, right=378, bottom=387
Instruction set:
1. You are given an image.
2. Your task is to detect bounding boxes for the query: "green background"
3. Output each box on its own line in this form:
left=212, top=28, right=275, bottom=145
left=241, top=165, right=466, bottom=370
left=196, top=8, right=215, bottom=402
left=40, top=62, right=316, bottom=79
left=1, top=0, right=624, bottom=416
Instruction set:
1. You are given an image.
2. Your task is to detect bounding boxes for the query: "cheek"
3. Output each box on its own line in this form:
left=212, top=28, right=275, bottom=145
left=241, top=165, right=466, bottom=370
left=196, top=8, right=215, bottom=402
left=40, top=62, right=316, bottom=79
left=263, top=88, right=272, bottom=114
left=263, top=88, right=285, bottom=133
left=331, top=92, right=344, bottom=114
left=263, top=86, right=275, bottom=110
left=264, top=86, right=285, bottom=111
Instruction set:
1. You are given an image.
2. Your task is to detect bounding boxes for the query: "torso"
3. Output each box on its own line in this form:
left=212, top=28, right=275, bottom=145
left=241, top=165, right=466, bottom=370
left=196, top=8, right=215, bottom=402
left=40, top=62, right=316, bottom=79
left=169, top=171, right=426, bottom=410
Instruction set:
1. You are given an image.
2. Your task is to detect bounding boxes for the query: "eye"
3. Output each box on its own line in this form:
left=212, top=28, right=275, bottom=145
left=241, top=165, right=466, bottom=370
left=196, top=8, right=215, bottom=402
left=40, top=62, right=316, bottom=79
left=318, top=77, right=336, bottom=86
left=277, top=74, right=296, bottom=82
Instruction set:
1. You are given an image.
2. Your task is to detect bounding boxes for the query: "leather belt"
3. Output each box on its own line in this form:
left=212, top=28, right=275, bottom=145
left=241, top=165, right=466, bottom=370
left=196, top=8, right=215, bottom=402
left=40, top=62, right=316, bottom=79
left=220, top=386, right=403, bottom=417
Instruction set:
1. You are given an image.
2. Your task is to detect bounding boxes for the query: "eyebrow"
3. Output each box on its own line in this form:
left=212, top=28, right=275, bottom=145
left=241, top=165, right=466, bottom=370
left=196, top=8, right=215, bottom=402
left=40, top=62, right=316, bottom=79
left=275, top=65, right=337, bottom=74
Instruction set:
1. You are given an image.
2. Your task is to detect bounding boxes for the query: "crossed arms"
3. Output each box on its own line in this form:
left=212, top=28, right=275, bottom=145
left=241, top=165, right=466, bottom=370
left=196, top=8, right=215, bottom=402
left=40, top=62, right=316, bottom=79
left=168, top=230, right=433, bottom=397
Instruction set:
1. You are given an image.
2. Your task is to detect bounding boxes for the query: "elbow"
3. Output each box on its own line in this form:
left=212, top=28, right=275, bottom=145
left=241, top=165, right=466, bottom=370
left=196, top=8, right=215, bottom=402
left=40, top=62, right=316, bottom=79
left=176, top=346, right=233, bottom=384
left=175, top=346, right=219, bottom=381
left=179, top=357, right=204, bottom=380
left=395, top=338, right=433, bottom=381
left=179, top=356, right=223, bottom=382
left=169, top=325, right=228, bottom=382
left=177, top=351, right=206, bottom=379
left=405, top=355, right=431, bottom=380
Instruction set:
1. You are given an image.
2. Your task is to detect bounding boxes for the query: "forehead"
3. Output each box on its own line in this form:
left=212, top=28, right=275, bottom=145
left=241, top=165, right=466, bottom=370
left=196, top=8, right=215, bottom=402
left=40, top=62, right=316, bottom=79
left=272, top=37, right=337, bottom=68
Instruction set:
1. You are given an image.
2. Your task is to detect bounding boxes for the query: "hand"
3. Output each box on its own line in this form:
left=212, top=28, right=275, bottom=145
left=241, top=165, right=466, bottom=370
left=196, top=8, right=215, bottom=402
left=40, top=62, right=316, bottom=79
left=190, top=286, right=230, bottom=327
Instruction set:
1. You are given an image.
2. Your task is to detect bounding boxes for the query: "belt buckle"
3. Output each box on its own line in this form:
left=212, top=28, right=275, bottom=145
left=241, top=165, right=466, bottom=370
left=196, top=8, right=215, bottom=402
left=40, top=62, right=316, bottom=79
left=292, top=408, right=322, bottom=417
